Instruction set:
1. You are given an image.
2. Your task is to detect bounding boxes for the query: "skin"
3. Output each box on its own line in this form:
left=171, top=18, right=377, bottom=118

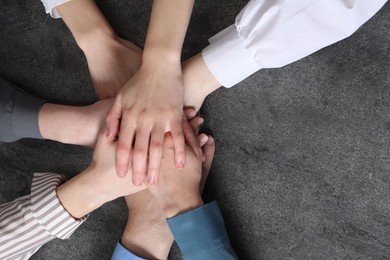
left=55, top=113, right=215, bottom=259
left=121, top=122, right=215, bottom=259
left=55, top=112, right=210, bottom=220
left=105, top=0, right=196, bottom=186
left=38, top=99, right=113, bottom=147
left=146, top=123, right=211, bottom=218
left=47, top=0, right=220, bottom=150
left=56, top=128, right=146, bottom=219
left=56, top=0, right=142, bottom=99
left=37, top=2, right=220, bottom=257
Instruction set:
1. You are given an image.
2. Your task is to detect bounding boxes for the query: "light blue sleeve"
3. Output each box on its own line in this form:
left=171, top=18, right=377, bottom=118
left=111, top=241, right=145, bottom=260
left=167, top=201, right=239, bottom=260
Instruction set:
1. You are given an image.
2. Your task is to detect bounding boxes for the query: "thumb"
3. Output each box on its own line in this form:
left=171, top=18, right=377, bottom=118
left=105, top=93, right=122, bottom=139
left=93, top=127, right=115, bottom=160
left=200, top=136, right=215, bottom=194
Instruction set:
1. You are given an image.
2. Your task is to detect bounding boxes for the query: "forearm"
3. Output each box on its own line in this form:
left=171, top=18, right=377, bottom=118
left=56, top=0, right=115, bottom=51
left=182, top=54, right=221, bottom=110
left=143, top=0, right=194, bottom=63
left=38, top=99, right=111, bottom=147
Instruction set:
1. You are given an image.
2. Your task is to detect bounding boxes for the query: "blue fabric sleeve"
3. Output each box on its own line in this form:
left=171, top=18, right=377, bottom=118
left=111, top=241, right=145, bottom=260
left=167, top=201, right=239, bottom=260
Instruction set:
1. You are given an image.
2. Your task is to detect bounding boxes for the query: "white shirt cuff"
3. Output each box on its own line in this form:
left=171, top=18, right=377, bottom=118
left=202, top=24, right=262, bottom=88
left=41, top=0, right=70, bottom=18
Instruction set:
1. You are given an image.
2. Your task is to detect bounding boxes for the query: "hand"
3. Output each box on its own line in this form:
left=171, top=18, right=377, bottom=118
left=146, top=118, right=216, bottom=218
left=106, top=62, right=186, bottom=186
left=89, top=127, right=146, bottom=198
left=56, top=127, right=146, bottom=219
left=119, top=110, right=210, bottom=258
left=82, top=36, right=142, bottom=99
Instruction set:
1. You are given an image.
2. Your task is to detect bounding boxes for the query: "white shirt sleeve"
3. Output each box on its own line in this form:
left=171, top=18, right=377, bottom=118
left=202, top=0, right=388, bottom=88
left=40, top=0, right=70, bottom=18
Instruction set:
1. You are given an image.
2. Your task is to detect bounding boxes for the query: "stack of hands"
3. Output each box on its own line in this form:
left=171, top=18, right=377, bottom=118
left=57, top=110, right=215, bottom=221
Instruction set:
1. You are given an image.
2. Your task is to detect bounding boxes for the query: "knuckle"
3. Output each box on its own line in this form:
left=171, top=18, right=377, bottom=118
left=133, top=171, right=144, bottom=177
left=139, top=108, right=149, bottom=117
left=133, top=148, right=146, bottom=159
left=117, top=143, right=130, bottom=154
left=148, top=167, right=159, bottom=175
left=150, top=142, right=163, bottom=151
left=174, top=132, right=184, bottom=139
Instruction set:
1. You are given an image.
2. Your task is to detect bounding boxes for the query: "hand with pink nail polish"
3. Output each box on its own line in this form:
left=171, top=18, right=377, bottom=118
left=105, top=63, right=186, bottom=186
left=105, top=0, right=195, bottom=187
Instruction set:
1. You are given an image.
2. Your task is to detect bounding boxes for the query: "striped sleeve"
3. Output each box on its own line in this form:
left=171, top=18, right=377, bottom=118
left=0, top=173, right=87, bottom=260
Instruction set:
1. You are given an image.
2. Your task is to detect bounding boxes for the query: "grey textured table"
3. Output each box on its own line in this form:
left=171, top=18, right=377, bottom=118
left=1, top=1, right=389, bottom=259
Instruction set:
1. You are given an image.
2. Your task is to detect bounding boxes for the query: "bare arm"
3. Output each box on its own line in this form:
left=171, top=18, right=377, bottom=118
left=56, top=0, right=142, bottom=99
left=106, top=0, right=196, bottom=186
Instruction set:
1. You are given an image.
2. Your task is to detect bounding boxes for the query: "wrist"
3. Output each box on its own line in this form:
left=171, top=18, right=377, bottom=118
left=182, top=54, right=221, bottom=110
left=79, top=164, right=123, bottom=206
left=57, top=165, right=121, bottom=219
left=56, top=167, right=104, bottom=219
left=56, top=0, right=116, bottom=52
left=142, top=47, right=181, bottom=66
left=77, top=28, right=117, bottom=55
left=165, top=197, right=204, bottom=218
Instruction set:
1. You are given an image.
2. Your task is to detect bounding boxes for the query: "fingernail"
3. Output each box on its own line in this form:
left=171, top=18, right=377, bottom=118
left=177, top=160, right=185, bottom=169
left=186, top=110, right=196, bottom=118
left=198, top=117, right=204, bottom=125
left=207, top=136, right=214, bottom=145
left=134, top=177, right=142, bottom=186
left=147, top=175, right=155, bottom=185
left=200, top=134, right=208, bottom=144
left=118, top=170, right=125, bottom=177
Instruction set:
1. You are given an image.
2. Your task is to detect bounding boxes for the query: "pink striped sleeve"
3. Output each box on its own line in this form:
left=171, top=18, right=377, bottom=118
left=0, top=173, right=87, bottom=260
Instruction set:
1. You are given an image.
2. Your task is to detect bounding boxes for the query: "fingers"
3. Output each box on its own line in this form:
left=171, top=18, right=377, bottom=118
left=197, top=133, right=209, bottom=162
left=93, top=127, right=116, bottom=155
left=95, top=127, right=111, bottom=146
left=182, top=118, right=201, bottom=159
left=105, top=94, right=122, bottom=139
left=111, top=104, right=203, bottom=185
left=198, top=133, right=209, bottom=148
left=171, top=120, right=186, bottom=168
left=147, top=129, right=164, bottom=184
left=163, top=132, right=175, bottom=150
left=115, top=115, right=136, bottom=178
left=185, top=108, right=203, bottom=134
left=202, top=136, right=215, bottom=171
left=184, top=108, right=197, bottom=120
left=132, top=128, right=151, bottom=186
left=200, top=136, right=215, bottom=194
left=189, top=116, right=204, bottom=133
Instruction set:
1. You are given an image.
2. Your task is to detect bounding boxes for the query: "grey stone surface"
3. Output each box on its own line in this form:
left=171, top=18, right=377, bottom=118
left=1, top=1, right=390, bottom=259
